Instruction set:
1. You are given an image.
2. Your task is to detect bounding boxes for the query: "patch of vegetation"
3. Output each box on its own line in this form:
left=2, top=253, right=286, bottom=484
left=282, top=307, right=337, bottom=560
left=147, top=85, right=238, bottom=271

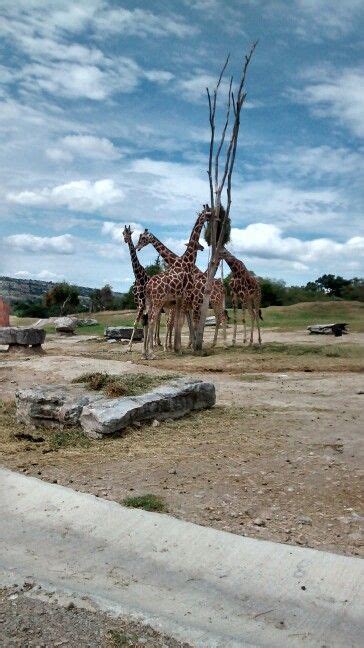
left=248, top=342, right=358, bottom=358
left=72, top=372, right=177, bottom=397
left=49, top=428, right=91, bottom=450
left=123, top=493, right=166, bottom=512
left=106, top=629, right=139, bottom=647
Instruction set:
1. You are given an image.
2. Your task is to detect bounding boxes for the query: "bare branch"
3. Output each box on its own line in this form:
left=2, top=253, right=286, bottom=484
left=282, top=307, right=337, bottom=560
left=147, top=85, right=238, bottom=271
left=206, top=87, right=214, bottom=209
left=214, top=75, right=233, bottom=195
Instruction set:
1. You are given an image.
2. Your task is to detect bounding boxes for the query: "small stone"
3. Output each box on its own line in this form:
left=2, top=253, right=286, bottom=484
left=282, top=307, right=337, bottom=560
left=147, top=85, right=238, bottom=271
left=297, top=516, right=312, bottom=525
left=152, top=419, right=160, bottom=427
left=168, top=469, right=177, bottom=475
left=253, top=518, right=266, bottom=527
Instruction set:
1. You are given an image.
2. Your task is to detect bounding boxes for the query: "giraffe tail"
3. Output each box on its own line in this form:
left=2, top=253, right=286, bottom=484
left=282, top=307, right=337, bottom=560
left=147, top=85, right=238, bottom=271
left=259, top=309, right=263, bottom=321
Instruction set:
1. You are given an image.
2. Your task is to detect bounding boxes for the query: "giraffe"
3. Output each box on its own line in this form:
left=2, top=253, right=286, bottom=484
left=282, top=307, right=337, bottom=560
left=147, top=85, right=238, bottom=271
left=122, top=226, right=161, bottom=351
left=135, top=229, right=227, bottom=348
left=143, top=205, right=211, bottom=358
left=219, top=247, right=262, bottom=346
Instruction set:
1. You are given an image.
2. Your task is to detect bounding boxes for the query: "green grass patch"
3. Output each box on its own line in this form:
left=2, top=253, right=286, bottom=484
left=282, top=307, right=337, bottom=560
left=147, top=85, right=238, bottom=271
left=123, top=493, right=166, bottom=512
left=259, top=300, right=364, bottom=332
left=49, top=428, right=91, bottom=450
left=72, top=371, right=177, bottom=397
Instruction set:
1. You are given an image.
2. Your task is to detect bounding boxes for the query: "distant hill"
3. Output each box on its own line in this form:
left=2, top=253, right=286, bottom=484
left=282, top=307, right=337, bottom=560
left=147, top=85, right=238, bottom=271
left=0, top=276, right=123, bottom=305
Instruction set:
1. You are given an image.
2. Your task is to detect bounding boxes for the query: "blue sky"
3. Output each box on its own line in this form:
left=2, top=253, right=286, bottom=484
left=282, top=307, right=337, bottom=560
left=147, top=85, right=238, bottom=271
left=0, top=0, right=363, bottom=291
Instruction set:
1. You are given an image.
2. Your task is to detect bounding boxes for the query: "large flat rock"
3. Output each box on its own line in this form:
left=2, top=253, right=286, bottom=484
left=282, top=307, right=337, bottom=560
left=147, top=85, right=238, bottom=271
left=80, top=377, right=216, bottom=438
left=16, top=384, right=102, bottom=428
left=1, top=468, right=363, bottom=647
left=0, top=326, right=45, bottom=346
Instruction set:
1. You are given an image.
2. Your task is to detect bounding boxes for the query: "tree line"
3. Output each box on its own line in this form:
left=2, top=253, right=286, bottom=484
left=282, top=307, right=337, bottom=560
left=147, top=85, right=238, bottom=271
left=12, top=267, right=363, bottom=318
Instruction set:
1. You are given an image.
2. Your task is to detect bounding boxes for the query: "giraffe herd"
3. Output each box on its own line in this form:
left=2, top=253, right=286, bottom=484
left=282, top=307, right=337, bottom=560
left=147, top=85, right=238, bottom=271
left=123, top=205, right=262, bottom=358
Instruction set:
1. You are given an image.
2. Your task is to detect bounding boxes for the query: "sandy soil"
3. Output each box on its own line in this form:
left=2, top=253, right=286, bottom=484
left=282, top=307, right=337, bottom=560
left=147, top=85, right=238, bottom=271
left=0, top=327, right=363, bottom=559
left=0, top=585, right=190, bottom=647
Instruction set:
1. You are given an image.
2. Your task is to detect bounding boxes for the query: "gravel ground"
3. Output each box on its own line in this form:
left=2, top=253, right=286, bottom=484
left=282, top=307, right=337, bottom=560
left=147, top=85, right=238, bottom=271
left=0, top=585, right=191, bottom=647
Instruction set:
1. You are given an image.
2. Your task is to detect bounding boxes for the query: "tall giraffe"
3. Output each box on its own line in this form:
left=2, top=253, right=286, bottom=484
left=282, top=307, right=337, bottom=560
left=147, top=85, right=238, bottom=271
left=135, top=229, right=227, bottom=348
left=143, top=206, right=211, bottom=358
left=219, top=247, right=262, bottom=346
left=122, top=226, right=157, bottom=351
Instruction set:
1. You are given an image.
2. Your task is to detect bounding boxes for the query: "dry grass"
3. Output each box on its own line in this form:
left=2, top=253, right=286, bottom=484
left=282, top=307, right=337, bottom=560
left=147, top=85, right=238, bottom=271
left=71, top=371, right=178, bottom=397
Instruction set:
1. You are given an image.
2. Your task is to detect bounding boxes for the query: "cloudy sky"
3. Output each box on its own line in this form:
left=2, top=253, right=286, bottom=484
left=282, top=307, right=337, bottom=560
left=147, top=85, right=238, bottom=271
left=1, top=0, right=363, bottom=291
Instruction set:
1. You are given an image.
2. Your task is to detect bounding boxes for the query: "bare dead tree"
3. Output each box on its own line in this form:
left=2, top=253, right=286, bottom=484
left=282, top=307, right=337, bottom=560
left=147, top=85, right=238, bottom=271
left=193, top=42, right=257, bottom=351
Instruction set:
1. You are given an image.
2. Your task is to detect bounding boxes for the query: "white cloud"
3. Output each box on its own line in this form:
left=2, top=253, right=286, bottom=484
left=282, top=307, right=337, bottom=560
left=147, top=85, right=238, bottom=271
left=7, top=179, right=124, bottom=212
left=15, top=269, right=62, bottom=280
left=292, top=66, right=364, bottom=138
left=93, top=6, right=197, bottom=38
left=293, top=0, right=364, bottom=40
left=6, top=234, right=75, bottom=255
left=47, top=135, right=121, bottom=162
left=266, top=145, right=364, bottom=179
left=230, top=223, right=364, bottom=271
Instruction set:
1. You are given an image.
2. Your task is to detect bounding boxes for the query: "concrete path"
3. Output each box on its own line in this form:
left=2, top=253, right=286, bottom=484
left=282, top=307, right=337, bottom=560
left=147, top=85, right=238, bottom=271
left=1, top=468, right=362, bottom=647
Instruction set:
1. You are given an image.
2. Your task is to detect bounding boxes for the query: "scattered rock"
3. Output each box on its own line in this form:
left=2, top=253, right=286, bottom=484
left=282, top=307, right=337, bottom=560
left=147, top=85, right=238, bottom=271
left=104, top=326, right=143, bottom=341
left=76, top=319, right=98, bottom=327
left=54, top=317, right=77, bottom=335
left=0, top=326, right=46, bottom=348
left=253, top=518, right=266, bottom=527
left=152, top=419, right=160, bottom=427
left=297, top=516, right=312, bottom=526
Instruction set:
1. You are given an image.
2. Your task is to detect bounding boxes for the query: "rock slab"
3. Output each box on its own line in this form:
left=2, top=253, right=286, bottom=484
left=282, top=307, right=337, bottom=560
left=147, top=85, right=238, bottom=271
left=16, top=384, right=102, bottom=428
left=80, top=378, right=216, bottom=439
left=0, top=327, right=45, bottom=347
left=104, top=326, right=143, bottom=341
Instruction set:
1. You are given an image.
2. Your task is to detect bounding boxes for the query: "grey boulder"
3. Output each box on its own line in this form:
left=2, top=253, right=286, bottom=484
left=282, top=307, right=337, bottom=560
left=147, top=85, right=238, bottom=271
left=54, top=317, right=77, bottom=333
left=0, top=327, right=45, bottom=347
left=80, top=377, right=216, bottom=439
left=104, top=326, right=143, bottom=341
left=16, top=384, right=103, bottom=428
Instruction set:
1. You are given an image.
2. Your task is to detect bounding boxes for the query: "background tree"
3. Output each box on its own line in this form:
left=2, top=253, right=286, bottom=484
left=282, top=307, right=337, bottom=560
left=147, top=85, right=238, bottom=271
left=44, top=282, right=79, bottom=316
left=314, top=274, right=351, bottom=297
left=194, top=43, right=257, bottom=350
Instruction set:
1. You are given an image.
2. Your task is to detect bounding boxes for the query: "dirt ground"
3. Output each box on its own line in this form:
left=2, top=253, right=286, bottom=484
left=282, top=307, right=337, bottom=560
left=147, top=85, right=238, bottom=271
left=0, top=585, right=191, bottom=647
left=0, top=327, right=363, bottom=560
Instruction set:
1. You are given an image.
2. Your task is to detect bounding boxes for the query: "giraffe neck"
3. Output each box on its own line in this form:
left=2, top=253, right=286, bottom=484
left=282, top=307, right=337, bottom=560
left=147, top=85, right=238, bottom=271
left=147, top=234, right=178, bottom=266
left=222, top=250, right=248, bottom=274
left=128, top=239, right=145, bottom=280
left=182, top=211, right=207, bottom=266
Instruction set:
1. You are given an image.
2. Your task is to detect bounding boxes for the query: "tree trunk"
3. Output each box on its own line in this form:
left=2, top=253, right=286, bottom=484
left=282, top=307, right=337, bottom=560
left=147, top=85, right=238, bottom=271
left=194, top=254, right=220, bottom=350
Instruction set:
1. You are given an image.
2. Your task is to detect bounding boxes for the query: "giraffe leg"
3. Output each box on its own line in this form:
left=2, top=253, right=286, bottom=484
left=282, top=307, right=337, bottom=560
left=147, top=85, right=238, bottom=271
left=242, top=304, right=248, bottom=344
left=255, top=302, right=262, bottom=345
left=232, top=295, right=238, bottom=346
left=173, top=303, right=183, bottom=353
left=186, top=311, right=194, bottom=348
left=128, top=304, right=144, bottom=352
left=211, top=308, right=220, bottom=347
left=248, top=305, right=255, bottom=345
left=164, top=307, right=173, bottom=351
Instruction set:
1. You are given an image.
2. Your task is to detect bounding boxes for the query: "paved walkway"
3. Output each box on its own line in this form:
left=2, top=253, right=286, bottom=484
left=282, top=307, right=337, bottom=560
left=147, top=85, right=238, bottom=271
left=1, top=468, right=362, bottom=647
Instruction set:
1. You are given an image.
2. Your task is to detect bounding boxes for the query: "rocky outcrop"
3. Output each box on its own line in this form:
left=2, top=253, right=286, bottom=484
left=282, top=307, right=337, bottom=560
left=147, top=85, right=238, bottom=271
left=104, top=326, right=143, bottom=341
left=80, top=378, right=216, bottom=438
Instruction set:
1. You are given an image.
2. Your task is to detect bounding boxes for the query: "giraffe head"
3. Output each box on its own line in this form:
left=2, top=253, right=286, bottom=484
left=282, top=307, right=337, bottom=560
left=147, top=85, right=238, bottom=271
left=219, top=247, right=229, bottom=260
left=135, top=228, right=152, bottom=252
left=122, top=225, right=133, bottom=244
